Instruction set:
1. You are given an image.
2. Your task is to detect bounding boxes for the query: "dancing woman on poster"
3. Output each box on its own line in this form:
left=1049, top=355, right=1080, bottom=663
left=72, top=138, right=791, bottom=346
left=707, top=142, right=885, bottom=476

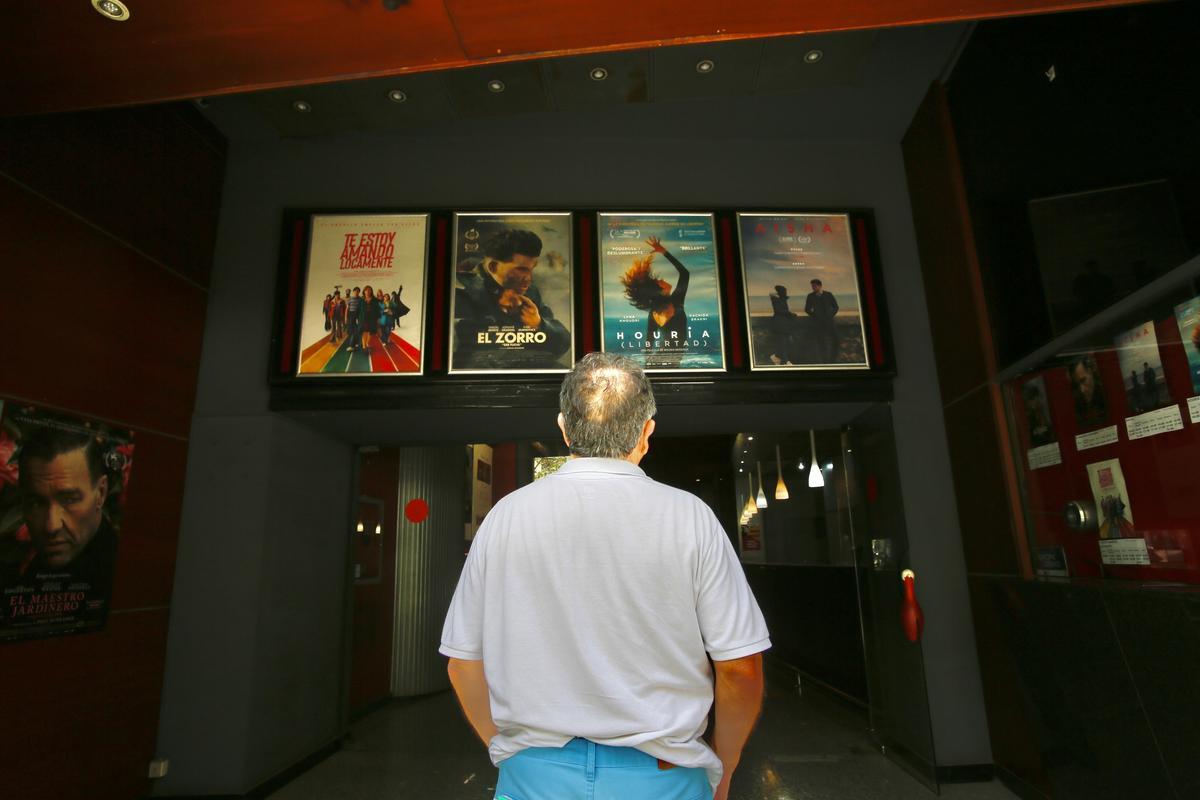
left=621, top=236, right=690, bottom=368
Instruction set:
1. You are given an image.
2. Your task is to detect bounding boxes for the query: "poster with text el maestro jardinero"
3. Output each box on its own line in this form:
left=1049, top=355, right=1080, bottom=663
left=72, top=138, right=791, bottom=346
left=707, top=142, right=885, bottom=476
left=0, top=401, right=134, bottom=642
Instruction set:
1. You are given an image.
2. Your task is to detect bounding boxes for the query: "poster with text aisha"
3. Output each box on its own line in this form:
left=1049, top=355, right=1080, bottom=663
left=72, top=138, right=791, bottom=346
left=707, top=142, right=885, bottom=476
left=599, top=213, right=725, bottom=372
left=297, top=213, right=429, bottom=377
left=0, top=401, right=134, bottom=642
left=737, top=213, right=869, bottom=370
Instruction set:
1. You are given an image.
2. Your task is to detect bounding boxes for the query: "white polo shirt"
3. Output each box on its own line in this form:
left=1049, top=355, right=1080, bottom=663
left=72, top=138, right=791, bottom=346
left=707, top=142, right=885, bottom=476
left=440, top=457, right=771, bottom=789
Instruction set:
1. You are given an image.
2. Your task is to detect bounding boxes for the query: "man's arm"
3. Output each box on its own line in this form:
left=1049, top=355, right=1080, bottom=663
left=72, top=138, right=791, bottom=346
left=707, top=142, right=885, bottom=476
left=710, top=653, right=764, bottom=800
left=447, top=657, right=499, bottom=746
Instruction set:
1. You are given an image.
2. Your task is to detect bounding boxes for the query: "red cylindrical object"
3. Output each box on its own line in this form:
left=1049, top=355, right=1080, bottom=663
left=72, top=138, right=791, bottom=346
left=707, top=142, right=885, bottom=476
left=900, top=570, right=924, bottom=643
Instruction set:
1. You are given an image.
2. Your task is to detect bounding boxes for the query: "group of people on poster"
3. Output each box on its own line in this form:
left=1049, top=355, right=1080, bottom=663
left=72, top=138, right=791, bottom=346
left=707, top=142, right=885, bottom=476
left=320, top=285, right=411, bottom=354
left=295, top=212, right=873, bottom=377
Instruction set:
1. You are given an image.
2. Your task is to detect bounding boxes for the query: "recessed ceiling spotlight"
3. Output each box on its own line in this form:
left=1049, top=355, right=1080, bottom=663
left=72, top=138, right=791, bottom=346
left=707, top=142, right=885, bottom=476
left=695, top=59, right=715, bottom=74
left=92, top=0, right=130, bottom=21
left=804, top=49, right=823, bottom=64
left=386, top=89, right=408, bottom=104
left=291, top=100, right=312, bottom=113
left=487, top=79, right=506, bottom=93
left=747, top=436, right=754, bottom=441
left=589, top=67, right=608, bottom=81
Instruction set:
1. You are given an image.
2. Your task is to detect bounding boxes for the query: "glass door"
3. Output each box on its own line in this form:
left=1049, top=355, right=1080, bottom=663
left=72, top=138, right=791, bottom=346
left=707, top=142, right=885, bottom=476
left=843, top=404, right=940, bottom=792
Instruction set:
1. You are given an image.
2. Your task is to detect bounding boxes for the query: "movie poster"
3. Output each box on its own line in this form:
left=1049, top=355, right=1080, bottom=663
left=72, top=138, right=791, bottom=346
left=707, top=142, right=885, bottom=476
left=449, top=213, right=574, bottom=374
left=737, top=213, right=869, bottom=370
left=0, top=401, right=134, bottom=642
left=1020, top=375, right=1056, bottom=446
left=599, top=213, right=725, bottom=372
left=297, top=213, right=429, bottom=377
left=1086, top=458, right=1135, bottom=540
left=1114, top=320, right=1169, bottom=413
left=1175, top=295, right=1200, bottom=395
left=1066, top=353, right=1109, bottom=429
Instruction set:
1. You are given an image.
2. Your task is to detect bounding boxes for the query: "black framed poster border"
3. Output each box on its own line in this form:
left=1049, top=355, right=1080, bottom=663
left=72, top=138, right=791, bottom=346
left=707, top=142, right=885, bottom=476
left=267, top=205, right=898, bottom=410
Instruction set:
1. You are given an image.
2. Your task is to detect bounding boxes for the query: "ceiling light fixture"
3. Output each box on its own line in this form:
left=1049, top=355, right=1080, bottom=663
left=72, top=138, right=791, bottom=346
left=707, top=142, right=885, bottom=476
left=695, top=59, right=715, bottom=74
left=743, top=474, right=757, bottom=521
left=804, top=49, right=823, bottom=64
left=756, top=463, right=768, bottom=509
left=386, top=89, right=408, bottom=103
left=291, top=100, right=312, bottom=113
left=774, top=444, right=789, bottom=501
left=92, top=0, right=130, bottom=21
left=807, top=431, right=825, bottom=489
left=589, top=67, right=608, bottom=81
left=487, top=79, right=506, bottom=93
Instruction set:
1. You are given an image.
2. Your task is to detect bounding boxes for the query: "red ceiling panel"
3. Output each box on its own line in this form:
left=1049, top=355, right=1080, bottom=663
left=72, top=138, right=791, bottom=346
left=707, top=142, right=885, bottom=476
left=444, top=0, right=1144, bottom=58
left=4, top=0, right=466, bottom=114
left=2, top=0, right=1145, bottom=116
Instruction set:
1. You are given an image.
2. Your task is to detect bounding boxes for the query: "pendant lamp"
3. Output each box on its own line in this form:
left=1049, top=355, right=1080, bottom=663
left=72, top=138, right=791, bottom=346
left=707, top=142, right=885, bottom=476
left=807, top=430, right=825, bottom=489
left=755, top=462, right=768, bottom=509
left=743, top=473, right=757, bottom=520
left=774, top=444, right=790, bottom=500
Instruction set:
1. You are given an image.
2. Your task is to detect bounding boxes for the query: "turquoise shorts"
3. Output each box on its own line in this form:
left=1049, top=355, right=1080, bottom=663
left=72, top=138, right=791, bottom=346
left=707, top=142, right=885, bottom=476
left=495, top=738, right=711, bottom=800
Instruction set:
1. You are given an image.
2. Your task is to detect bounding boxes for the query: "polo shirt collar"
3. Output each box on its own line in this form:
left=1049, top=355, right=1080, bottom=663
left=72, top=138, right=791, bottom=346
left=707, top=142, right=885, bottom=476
left=555, top=457, right=645, bottom=478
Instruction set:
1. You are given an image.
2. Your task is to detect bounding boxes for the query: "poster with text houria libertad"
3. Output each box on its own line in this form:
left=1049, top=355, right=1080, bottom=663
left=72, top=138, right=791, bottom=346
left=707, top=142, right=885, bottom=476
left=598, top=213, right=725, bottom=373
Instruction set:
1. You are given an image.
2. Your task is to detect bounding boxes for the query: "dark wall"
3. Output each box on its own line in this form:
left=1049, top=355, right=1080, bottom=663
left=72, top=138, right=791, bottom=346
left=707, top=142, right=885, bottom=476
left=0, top=106, right=224, bottom=800
left=904, top=4, right=1200, bottom=798
left=746, top=565, right=867, bottom=702
left=947, top=1, right=1200, bottom=367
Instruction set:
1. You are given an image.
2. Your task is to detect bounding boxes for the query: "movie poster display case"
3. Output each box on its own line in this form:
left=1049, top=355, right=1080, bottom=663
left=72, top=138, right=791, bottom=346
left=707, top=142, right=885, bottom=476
left=268, top=208, right=896, bottom=411
left=1003, top=253, right=1200, bottom=585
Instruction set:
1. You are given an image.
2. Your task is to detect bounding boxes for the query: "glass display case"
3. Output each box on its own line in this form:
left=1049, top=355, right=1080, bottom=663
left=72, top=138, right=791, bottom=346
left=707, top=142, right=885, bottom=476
left=1002, top=255, right=1200, bottom=584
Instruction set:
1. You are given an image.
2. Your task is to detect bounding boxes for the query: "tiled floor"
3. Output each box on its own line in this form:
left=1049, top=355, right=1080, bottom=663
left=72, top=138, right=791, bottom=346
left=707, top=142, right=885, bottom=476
left=269, top=667, right=1018, bottom=800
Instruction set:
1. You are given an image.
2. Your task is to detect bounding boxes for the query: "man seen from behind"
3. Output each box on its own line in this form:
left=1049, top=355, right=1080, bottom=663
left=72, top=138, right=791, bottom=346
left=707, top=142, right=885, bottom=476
left=441, top=352, right=770, bottom=800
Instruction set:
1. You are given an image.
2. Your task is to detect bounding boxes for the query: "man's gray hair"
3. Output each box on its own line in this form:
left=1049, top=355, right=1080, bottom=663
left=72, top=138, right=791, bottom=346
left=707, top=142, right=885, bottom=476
left=559, top=352, right=657, bottom=458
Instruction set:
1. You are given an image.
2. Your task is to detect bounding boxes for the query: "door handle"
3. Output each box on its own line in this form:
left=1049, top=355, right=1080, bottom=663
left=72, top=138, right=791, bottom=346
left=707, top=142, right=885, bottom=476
left=900, top=569, right=925, bottom=643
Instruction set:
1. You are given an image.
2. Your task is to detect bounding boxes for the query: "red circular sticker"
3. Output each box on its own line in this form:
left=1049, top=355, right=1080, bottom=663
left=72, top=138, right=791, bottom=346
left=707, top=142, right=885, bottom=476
left=404, top=498, right=429, bottom=523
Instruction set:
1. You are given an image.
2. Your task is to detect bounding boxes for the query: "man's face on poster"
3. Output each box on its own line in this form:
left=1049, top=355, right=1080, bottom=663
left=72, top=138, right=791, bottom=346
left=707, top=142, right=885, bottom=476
left=1072, top=363, right=1095, bottom=401
left=21, top=448, right=108, bottom=569
left=487, top=253, right=537, bottom=293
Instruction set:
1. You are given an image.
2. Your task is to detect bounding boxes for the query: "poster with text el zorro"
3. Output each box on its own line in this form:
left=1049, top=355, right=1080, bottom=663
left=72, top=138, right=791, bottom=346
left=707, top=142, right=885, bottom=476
left=297, top=213, right=429, bottom=377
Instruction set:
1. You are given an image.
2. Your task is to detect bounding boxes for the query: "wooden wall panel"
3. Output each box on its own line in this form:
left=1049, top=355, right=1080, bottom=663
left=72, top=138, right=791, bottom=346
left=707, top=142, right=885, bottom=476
left=0, top=106, right=225, bottom=286
left=902, top=83, right=994, bottom=405
left=0, top=177, right=207, bottom=437
left=107, top=433, right=191, bottom=611
left=0, top=609, right=170, bottom=800
left=0, top=104, right=222, bottom=800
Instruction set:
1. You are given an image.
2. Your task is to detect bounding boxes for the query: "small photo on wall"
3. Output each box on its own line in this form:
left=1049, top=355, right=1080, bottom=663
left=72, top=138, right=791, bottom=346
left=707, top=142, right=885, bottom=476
left=1020, top=374, right=1056, bottom=446
left=1174, top=295, right=1200, bottom=395
left=1065, top=353, right=1108, bottom=429
left=1086, top=458, right=1135, bottom=540
left=1114, top=320, right=1170, bottom=413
